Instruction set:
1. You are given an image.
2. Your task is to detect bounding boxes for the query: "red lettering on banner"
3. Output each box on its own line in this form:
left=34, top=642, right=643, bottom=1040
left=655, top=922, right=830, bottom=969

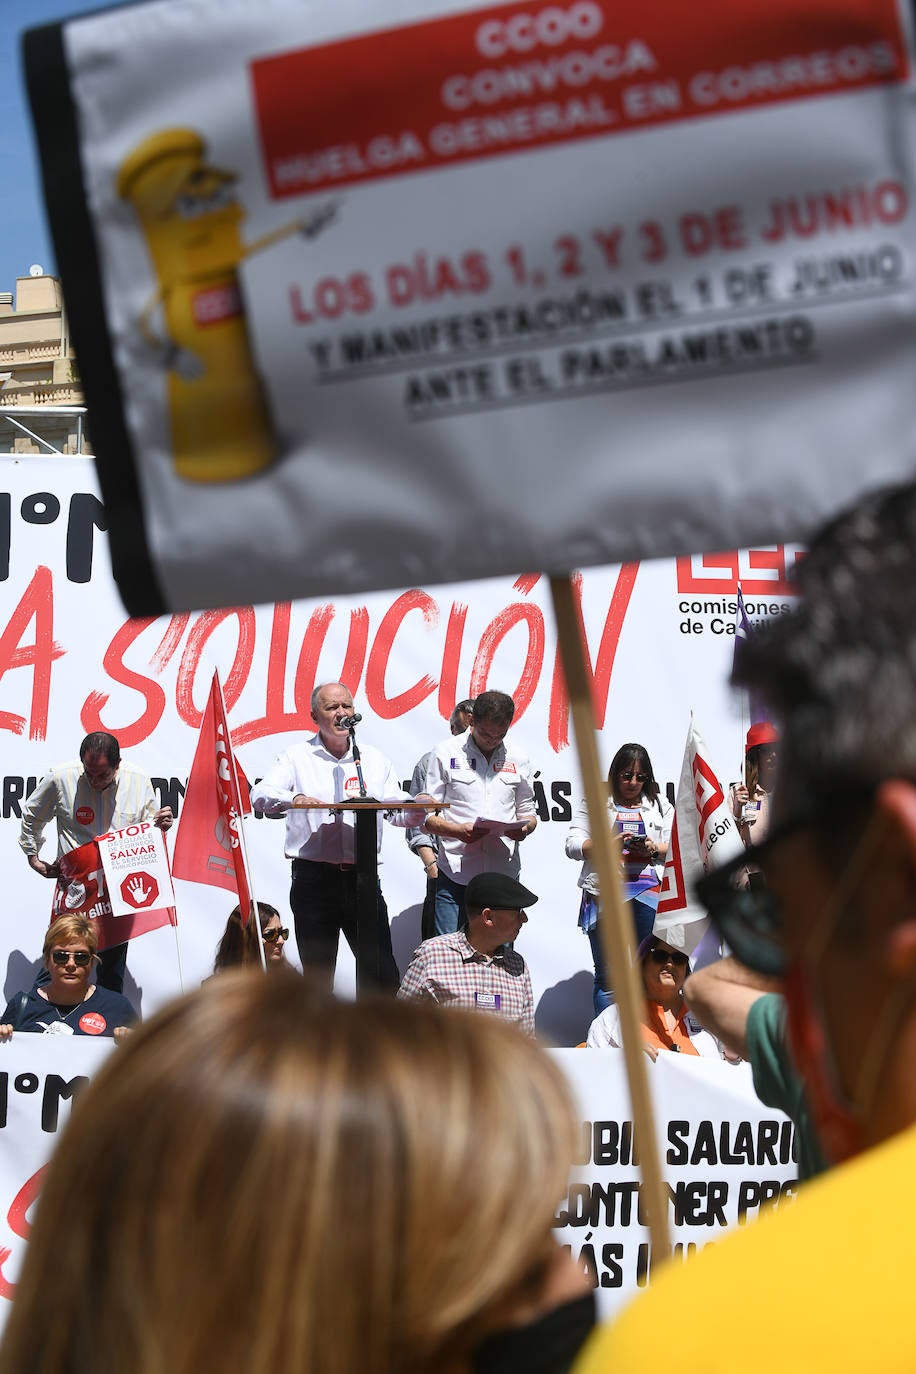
left=252, top=0, right=907, bottom=196
left=366, top=591, right=438, bottom=718
left=150, top=614, right=190, bottom=671
left=77, top=575, right=649, bottom=753
left=676, top=546, right=803, bottom=595
left=547, top=564, right=639, bottom=751
left=0, top=1165, right=48, bottom=1301
left=176, top=609, right=256, bottom=725
left=233, top=603, right=309, bottom=744
left=337, top=607, right=371, bottom=706
left=470, top=601, right=545, bottom=719
left=293, top=604, right=335, bottom=714
left=81, top=616, right=170, bottom=745
left=438, top=601, right=469, bottom=720
left=0, top=566, right=64, bottom=740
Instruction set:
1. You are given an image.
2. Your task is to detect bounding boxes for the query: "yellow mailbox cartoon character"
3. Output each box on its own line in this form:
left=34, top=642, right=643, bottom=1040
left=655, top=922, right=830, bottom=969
left=117, top=129, right=335, bottom=483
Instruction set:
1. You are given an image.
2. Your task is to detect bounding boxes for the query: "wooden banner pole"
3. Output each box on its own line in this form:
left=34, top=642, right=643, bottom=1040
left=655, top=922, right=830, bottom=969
left=549, top=574, right=671, bottom=1265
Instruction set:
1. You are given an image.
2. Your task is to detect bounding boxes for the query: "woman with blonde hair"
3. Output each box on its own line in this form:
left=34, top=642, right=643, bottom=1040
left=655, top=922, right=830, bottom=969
left=0, top=973, right=591, bottom=1374
left=0, top=915, right=135, bottom=1040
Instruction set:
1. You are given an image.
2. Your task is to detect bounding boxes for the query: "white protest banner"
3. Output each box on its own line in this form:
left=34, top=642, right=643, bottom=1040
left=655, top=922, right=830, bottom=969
left=98, top=820, right=175, bottom=919
left=0, top=1035, right=794, bottom=1331
left=23, top=0, right=916, bottom=616
left=552, top=1049, right=799, bottom=1320
left=0, top=1036, right=114, bottom=1309
left=0, top=457, right=791, bottom=1026
left=654, top=715, right=745, bottom=957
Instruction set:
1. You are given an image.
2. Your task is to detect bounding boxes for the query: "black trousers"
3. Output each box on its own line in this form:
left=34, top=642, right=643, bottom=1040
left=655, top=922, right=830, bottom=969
left=290, top=860, right=400, bottom=992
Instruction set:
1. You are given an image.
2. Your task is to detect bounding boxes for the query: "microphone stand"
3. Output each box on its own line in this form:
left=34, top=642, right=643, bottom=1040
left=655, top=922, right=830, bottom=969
left=348, top=722, right=370, bottom=800
left=344, top=717, right=380, bottom=990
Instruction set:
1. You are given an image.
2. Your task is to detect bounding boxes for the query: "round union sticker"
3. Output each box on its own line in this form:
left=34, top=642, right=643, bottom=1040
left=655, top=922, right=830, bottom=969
left=343, top=775, right=361, bottom=796
left=75, top=806, right=95, bottom=825
left=78, top=1012, right=107, bottom=1036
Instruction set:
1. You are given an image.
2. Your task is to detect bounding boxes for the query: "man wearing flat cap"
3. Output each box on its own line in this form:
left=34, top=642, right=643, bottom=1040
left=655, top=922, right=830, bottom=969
left=396, top=872, right=536, bottom=1035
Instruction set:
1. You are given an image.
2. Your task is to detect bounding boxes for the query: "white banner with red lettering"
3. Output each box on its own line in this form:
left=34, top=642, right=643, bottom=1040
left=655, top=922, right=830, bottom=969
left=25, top=0, right=916, bottom=615
left=0, top=1037, right=795, bottom=1325
left=0, top=457, right=794, bottom=1031
left=0, top=1036, right=114, bottom=1307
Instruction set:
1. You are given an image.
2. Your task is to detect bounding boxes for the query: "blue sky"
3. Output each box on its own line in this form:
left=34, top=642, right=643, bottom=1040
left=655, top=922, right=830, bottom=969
left=0, top=0, right=106, bottom=292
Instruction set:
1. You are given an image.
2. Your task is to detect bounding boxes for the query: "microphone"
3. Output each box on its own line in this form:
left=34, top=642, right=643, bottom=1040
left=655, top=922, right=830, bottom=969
left=336, top=713, right=362, bottom=729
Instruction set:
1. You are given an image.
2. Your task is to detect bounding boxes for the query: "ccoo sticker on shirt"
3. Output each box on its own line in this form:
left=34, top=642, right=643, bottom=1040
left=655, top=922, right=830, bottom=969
left=475, top=992, right=501, bottom=1010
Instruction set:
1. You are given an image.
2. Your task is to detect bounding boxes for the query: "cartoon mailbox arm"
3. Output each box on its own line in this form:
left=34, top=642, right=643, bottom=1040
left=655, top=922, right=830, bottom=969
left=117, top=128, right=337, bottom=484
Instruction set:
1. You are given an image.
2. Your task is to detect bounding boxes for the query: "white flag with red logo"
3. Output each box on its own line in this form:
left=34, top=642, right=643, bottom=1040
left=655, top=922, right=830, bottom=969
left=53, top=839, right=175, bottom=951
left=654, top=716, right=745, bottom=957
left=97, top=820, right=175, bottom=917
left=171, top=670, right=254, bottom=922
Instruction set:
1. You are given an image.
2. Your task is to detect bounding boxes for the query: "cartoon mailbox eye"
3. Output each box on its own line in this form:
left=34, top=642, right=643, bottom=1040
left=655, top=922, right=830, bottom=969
left=117, top=128, right=336, bottom=484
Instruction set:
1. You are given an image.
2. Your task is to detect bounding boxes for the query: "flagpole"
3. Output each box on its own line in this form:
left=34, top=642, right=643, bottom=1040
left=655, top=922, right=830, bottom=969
left=736, top=585, right=750, bottom=790
left=549, top=574, right=671, bottom=1266
left=213, top=669, right=267, bottom=974
left=162, top=832, right=185, bottom=993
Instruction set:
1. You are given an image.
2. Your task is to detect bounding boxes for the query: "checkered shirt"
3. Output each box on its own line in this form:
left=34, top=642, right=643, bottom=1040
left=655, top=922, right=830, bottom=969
left=397, top=930, right=534, bottom=1035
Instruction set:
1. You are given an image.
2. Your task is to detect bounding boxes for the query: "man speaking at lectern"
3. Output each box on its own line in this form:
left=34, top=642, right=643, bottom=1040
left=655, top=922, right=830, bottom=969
left=251, top=682, right=420, bottom=991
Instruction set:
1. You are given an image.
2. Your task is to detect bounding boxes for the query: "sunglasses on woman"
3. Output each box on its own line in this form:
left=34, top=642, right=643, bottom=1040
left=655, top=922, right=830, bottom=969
left=263, top=926, right=289, bottom=944
left=648, top=946, right=688, bottom=967
left=51, top=949, right=92, bottom=967
left=619, top=771, right=648, bottom=783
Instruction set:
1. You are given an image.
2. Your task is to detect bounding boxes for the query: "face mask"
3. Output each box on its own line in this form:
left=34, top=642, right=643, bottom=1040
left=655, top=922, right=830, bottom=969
left=472, top=1291, right=596, bottom=1374
left=783, top=959, right=864, bottom=1164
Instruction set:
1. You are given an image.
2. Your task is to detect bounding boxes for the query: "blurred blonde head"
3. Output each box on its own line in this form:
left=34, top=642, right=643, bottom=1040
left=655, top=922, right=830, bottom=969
left=0, top=973, right=577, bottom=1374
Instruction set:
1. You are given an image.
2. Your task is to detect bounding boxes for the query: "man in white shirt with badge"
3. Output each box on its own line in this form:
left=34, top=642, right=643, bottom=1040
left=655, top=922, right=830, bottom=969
left=19, top=731, right=173, bottom=993
left=424, top=690, right=537, bottom=934
left=250, top=682, right=420, bottom=991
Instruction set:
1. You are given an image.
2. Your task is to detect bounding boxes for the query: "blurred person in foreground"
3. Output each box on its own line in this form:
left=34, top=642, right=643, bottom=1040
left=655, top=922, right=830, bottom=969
left=684, top=957, right=826, bottom=1180
left=0, top=972, right=594, bottom=1374
left=575, top=480, right=916, bottom=1373
left=0, top=916, right=135, bottom=1041
left=211, top=900, right=289, bottom=973
left=586, top=936, right=719, bottom=1058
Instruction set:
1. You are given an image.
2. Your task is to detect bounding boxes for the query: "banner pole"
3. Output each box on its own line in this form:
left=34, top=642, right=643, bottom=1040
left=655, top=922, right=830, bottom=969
left=549, top=574, right=671, bottom=1266
left=162, top=833, right=184, bottom=994
left=213, top=669, right=267, bottom=973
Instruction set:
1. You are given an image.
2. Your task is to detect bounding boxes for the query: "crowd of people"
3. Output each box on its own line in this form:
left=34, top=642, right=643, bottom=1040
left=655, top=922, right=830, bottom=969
left=1, top=476, right=913, bottom=1371
left=6, top=664, right=778, bottom=1053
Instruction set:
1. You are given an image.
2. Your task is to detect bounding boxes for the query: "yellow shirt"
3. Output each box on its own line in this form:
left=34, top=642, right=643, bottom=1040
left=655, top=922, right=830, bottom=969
left=574, top=1121, right=916, bottom=1373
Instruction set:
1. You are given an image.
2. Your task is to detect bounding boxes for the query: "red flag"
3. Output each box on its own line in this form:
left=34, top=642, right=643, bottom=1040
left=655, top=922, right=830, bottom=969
left=53, top=839, right=175, bottom=951
left=171, top=671, right=254, bottom=922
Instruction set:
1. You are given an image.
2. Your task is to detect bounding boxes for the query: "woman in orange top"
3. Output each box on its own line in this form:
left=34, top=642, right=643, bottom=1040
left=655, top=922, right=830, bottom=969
left=586, top=937, right=720, bottom=1058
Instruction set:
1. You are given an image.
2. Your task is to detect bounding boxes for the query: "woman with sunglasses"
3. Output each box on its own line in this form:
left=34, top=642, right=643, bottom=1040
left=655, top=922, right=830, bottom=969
left=0, top=915, right=136, bottom=1041
left=211, top=901, right=290, bottom=973
left=730, top=721, right=779, bottom=846
left=586, top=936, right=720, bottom=1058
left=566, top=743, right=673, bottom=1015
